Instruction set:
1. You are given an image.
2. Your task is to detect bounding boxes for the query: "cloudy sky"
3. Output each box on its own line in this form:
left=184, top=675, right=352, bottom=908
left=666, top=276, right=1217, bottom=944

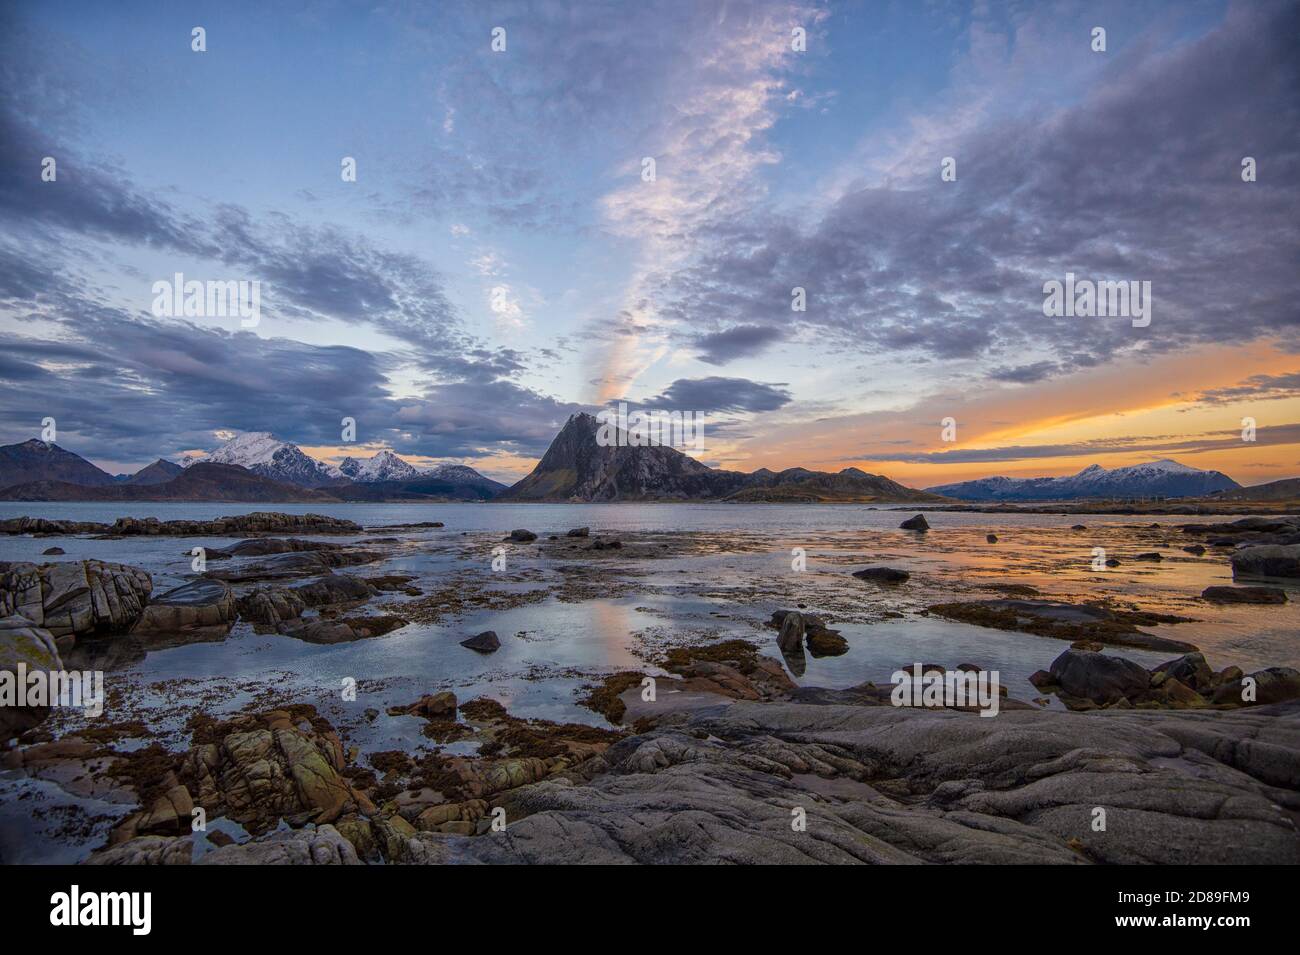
left=1, top=0, right=1297, bottom=486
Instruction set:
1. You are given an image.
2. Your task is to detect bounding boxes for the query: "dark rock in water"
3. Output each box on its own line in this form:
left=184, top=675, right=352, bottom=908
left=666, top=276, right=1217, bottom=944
left=41, top=546, right=64, bottom=556
left=777, top=612, right=805, bottom=656
left=237, top=573, right=377, bottom=626
left=1201, top=585, right=1287, bottom=605
left=1183, top=544, right=1206, bottom=556
left=1049, top=648, right=1149, bottom=704
left=587, top=538, right=622, bottom=550
left=806, top=629, right=848, bottom=657
left=460, top=630, right=501, bottom=653
left=567, top=527, right=590, bottom=537
left=770, top=609, right=828, bottom=631
left=131, top=578, right=236, bottom=642
left=1212, top=666, right=1300, bottom=705
left=226, top=537, right=344, bottom=557
left=927, top=598, right=1196, bottom=653
left=1132, top=552, right=1163, bottom=561
left=852, top=567, right=910, bottom=584
left=1071, top=524, right=1087, bottom=531
left=507, top=529, right=537, bottom=543
left=986, top=534, right=998, bottom=543
left=1152, top=652, right=1214, bottom=691
left=1028, top=669, right=1055, bottom=689
left=1231, top=544, right=1300, bottom=579
left=1105, top=558, right=1121, bottom=567
left=204, top=549, right=380, bottom=582
left=280, top=615, right=406, bottom=644
left=390, top=691, right=457, bottom=719
left=899, top=514, right=929, bottom=531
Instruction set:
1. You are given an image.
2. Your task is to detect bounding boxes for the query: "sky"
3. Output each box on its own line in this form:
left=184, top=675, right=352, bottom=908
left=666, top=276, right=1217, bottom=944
left=1, top=0, right=1297, bottom=487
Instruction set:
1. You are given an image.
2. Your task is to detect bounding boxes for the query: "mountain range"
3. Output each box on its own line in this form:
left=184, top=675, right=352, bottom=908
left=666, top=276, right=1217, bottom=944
left=500, top=413, right=946, bottom=503
left=0, top=424, right=1263, bottom=504
left=926, top=459, right=1241, bottom=501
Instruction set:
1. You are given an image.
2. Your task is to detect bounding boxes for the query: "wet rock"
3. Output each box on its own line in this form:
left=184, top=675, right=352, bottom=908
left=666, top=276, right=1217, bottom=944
left=237, top=573, right=376, bottom=626
left=587, top=538, right=623, bottom=550
left=460, top=630, right=501, bottom=653
left=806, top=629, right=849, bottom=657
left=390, top=691, right=458, bottom=719
left=507, top=529, right=538, bottom=542
left=0, top=559, right=152, bottom=645
left=1183, top=544, right=1207, bottom=556
left=204, top=549, right=380, bottom=583
left=89, top=825, right=361, bottom=865
left=852, top=566, right=910, bottom=584
left=1048, top=648, right=1150, bottom=704
left=566, top=527, right=590, bottom=537
left=0, top=615, right=63, bottom=741
left=279, top=615, right=407, bottom=644
left=1232, top=544, right=1300, bottom=579
left=130, top=578, right=236, bottom=642
left=1151, top=652, right=1214, bottom=692
left=41, top=547, right=64, bottom=556
left=1071, top=524, right=1087, bottom=531
left=986, top=534, right=998, bottom=543
left=1201, top=585, right=1287, bottom=604
left=1132, top=552, right=1163, bottom=561
left=927, top=598, right=1197, bottom=653
left=1212, top=667, right=1300, bottom=706
left=899, top=514, right=930, bottom=531
left=226, top=537, right=346, bottom=557
left=777, top=611, right=805, bottom=655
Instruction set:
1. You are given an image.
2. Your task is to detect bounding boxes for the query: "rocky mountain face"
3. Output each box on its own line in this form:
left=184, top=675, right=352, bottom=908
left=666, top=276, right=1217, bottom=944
left=0, top=439, right=115, bottom=489
left=500, top=413, right=940, bottom=502
left=184, top=432, right=340, bottom=487
left=927, top=459, right=1241, bottom=501
left=501, top=413, right=748, bottom=501
left=337, top=450, right=419, bottom=483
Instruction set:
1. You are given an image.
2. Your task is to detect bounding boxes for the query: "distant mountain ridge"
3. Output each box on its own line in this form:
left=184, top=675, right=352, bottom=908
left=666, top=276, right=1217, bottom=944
left=927, top=459, right=1241, bottom=501
left=183, top=432, right=341, bottom=487
left=0, top=439, right=116, bottom=488
left=0, top=462, right=333, bottom=502
left=500, top=413, right=945, bottom=503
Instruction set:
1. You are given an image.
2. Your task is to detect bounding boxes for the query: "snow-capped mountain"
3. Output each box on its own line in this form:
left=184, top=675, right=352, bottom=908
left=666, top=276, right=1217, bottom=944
left=927, top=459, right=1241, bottom=501
left=183, top=432, right=341, bottom=488
left=337, top=450, right=419, bottom=483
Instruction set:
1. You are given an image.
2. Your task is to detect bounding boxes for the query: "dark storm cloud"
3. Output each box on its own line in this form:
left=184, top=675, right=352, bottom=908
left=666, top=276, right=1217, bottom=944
left=641, top=377, right=793, bottom=414
left=656, top=2, right=1300, bottom=377
left=988, top=361, right=1060, bottom=384
left=694, top=324, right=787, bottom=365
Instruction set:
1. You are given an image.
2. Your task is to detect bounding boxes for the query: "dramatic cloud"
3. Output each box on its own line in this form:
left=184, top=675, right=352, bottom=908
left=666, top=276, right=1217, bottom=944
left=641, top=377, right=792, bottom=414
left=695, top=324, right=787, bottom=365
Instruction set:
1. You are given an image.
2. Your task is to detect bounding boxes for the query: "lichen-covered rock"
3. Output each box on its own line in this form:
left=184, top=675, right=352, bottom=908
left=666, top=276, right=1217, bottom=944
left=0, top=560, right=151, bottom=645
left=0, top=614, right=63, bottom=740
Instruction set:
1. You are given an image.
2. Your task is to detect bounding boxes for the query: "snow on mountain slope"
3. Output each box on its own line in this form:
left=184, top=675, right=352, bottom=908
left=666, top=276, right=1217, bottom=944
left=184, top=432, right=340, bottom=487
left=337, top=450, right=419, bottom=483
left=927, top=459, right=1240, bottom=501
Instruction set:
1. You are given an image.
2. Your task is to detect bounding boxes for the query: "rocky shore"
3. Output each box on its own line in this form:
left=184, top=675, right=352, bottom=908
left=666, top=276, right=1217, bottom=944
left=3, top=510, right=1299, bottom=864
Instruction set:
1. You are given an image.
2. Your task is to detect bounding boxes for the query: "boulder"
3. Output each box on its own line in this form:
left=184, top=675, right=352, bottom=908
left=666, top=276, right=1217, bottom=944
left=1048, top=648, right=1150, bottom=704
left=1201, top=585, right=1287, bottom=604
left=237, top=573, right=376, bottom=626
left=41, top=547, right=64, bottom=556
left=806, top=628, right=849, bottom=657
left=566, top=527, right=590, bottom=537
left=508, top=529, right=537, bottom=542
left=1232, top=544, right=1300, bottom=579
left=1183, top=544, right=1207, bottom=556
left=391, top=691, right=458, bottom=719
left=0, top=615, right=63, bottom=741
left=130, top=579, right=236, bottom=642
left=0, top=559, right=152, bottom=645
left=899, top=514, right=930, bottom=531
left=1212, top=667, right=1300, bottom=706
left=852, top=567, right=910, bottom=584
left=986, top=534, right=998, bottom=543
left=278, top=615, right=406, bottom=644
left=460, top=630, right=501, bottom=653
left=1152, top=652, right=1213, bottom=692
left=777, top=612, right=805, bottom=655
